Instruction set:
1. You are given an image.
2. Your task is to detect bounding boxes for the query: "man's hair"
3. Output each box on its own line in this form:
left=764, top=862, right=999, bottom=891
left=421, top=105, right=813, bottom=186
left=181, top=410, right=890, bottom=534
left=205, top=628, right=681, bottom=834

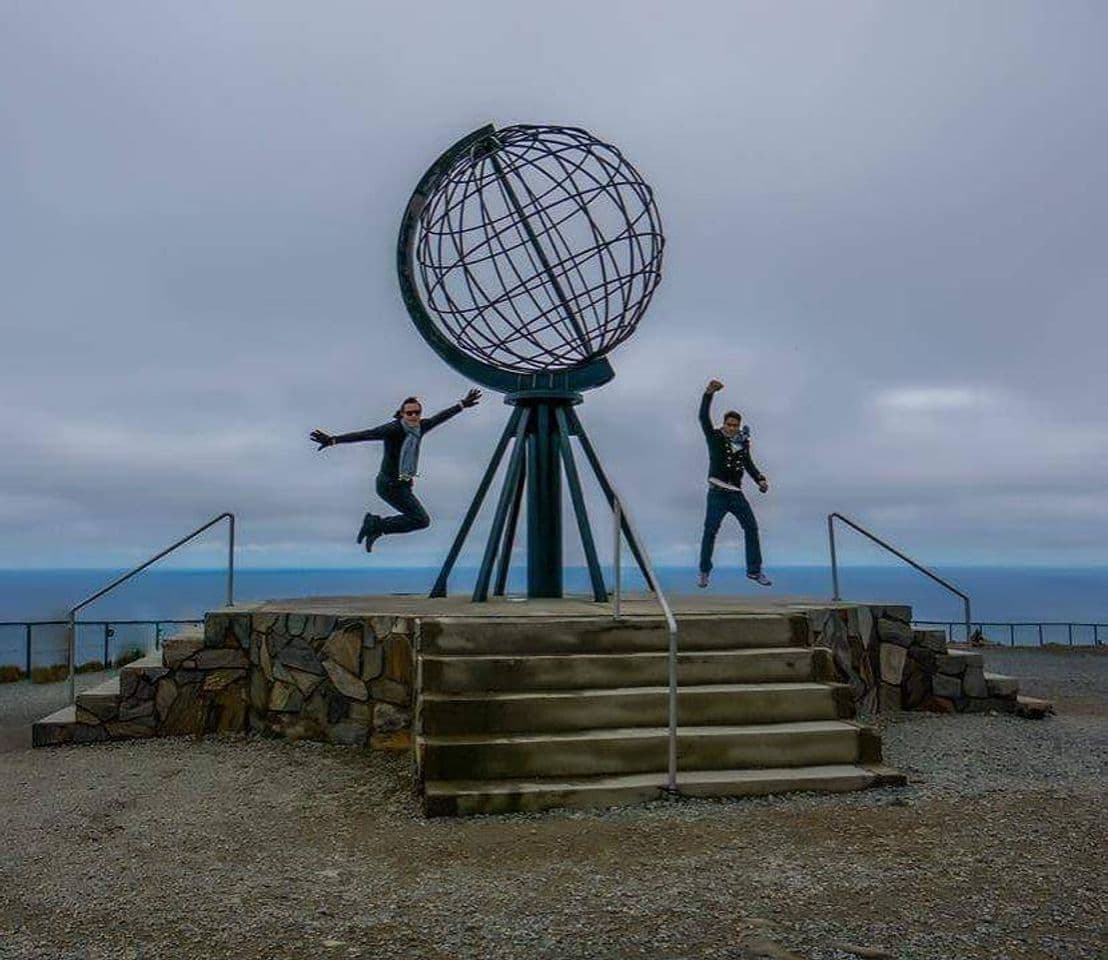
left=723, top=410, right=742, bottom=423
left=394, top=396, right=422, bottom=419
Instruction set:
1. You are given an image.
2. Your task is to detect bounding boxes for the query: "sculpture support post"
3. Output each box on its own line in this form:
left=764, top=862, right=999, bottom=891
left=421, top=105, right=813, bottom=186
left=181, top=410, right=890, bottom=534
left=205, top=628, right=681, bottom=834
left=526, top=402, right=563, bottom=598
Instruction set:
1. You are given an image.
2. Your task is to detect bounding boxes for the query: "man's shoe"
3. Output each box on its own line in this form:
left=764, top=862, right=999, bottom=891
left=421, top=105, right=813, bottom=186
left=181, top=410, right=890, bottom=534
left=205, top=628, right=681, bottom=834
left=357, top=513, right=383, bottom=553
left=747, top=571, right=773, bottom=587
left=697, top=571, right=710, bottom=589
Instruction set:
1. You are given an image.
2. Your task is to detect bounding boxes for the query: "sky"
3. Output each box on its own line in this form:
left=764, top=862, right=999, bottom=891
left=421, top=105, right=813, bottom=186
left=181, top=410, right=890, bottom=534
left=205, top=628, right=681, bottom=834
left=1, top=1, right=1106, bottom=571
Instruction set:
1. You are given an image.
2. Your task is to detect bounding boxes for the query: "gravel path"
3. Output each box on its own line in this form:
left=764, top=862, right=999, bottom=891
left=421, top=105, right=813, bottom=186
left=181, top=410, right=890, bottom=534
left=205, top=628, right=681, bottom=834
left=0, top=649, right=1104, bottom=960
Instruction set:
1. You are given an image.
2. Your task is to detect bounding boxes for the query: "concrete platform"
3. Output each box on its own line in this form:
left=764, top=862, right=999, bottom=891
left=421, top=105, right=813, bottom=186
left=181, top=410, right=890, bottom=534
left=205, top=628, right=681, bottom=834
left=244, top=593, right=885, bottom=618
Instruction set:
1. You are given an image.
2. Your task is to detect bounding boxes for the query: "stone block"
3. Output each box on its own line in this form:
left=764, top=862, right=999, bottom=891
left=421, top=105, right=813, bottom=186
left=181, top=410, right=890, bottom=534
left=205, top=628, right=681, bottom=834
left=902, top=666, right=930, bottom=710
left=932, top=672, right=963, bottom=699
left=276, top=636, right=323, bottom=675
left=259, top=636, right=274, bottom=680
left=286, top=614, right=307, bottom=637
left=349, top=701, right=371, bottom=722
left=371, top=616, right=395, bottom=639
left=383, top=634, right=413, bottom=686
left=877, top=617, right=913, bottom=647
left=76, top=706, right=103, bottom=725
left=369, top=677, right=410, bottom=707
left=914, top=629, right=948, bottom=653
left=155, top=678, right=177, bottom=719
left=324, top=625, right=362, bottom=675
left=361, top=643, right=384, bottom=681
left=232, top=615, right=251, bottom=649
left=160, top=683, right=206, bottom=735
left=209, top=687, right=246, bottom=732
left=373, top=701, right=411, bottom=733
left=878, top=683, right=902, bottom=712
left=204, top=613, right=230, bottom=647
left=963, top=666, right=988, bottom=698
left=879, top=643, right=907, bottom=685
left=935, top=654, right=967, bottom=676
left=287, top=666, right=325, bottom=697
left=249, top=669, right=269, bottom=711
left=193, top=648, right=249, bottom=671
left=269, top=681, right=302, bottom=713
left=306, top=615, right=337, bottom=641
left=106, top=719, right=156, bottom=738
left=202, top=668, right=246, bottom=693
left=163, top=635, right=204, bottom=669
left=119, top=699, right=155, bottom=722
left=253, top=613, right=280, bottom=634
left=323, top=659, right=368, bottom=701
left=328, top=720, right=369, bottom=747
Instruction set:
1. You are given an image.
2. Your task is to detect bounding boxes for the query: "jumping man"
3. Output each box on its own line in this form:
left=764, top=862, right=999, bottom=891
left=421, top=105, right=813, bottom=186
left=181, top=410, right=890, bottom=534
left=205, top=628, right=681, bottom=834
left=310, top=389, right=481, bottom=553
left=698, top=379, right=772, bottom=588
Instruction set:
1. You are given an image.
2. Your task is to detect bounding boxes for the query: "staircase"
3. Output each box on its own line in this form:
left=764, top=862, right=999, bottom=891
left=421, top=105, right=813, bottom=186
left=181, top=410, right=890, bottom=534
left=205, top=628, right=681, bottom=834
left=416, top=614, right=906, bottom=817
left=31, top=629, right=202, bottom=746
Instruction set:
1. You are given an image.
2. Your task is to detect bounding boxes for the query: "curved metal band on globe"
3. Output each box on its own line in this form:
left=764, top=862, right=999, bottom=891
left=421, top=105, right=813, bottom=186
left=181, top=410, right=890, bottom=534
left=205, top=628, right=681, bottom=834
left=397, top=123, right=664, bottom=394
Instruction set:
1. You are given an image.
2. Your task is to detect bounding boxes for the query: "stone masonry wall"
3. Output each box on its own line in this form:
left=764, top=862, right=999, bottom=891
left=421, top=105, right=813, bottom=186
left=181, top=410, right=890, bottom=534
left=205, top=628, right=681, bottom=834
left=245, top=612, right=414, bottom=748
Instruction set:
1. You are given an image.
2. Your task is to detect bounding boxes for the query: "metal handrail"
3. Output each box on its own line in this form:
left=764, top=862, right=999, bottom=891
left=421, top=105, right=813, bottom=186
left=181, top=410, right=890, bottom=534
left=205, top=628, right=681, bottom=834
left=828, top=511, right=970, bottom=648
left=65, top=512, right=235, bottom=702
left=612, top=493, right=680, bottom=795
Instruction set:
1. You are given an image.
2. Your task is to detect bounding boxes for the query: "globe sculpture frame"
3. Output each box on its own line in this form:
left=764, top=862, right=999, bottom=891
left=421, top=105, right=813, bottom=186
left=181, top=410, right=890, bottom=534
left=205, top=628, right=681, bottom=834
left=397, top=123, right=664, bottom=600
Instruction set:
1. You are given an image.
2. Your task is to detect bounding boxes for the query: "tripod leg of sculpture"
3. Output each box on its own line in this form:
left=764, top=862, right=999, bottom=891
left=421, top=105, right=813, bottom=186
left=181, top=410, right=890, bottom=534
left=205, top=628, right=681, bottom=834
left=473, top=408, right=531, bottom=602
left=430, top=405, right=526, bottom=598
left=555, top=407, right=608, bottom=602
left=565, top=407, right=652, bottom=587
left=493, top=456, right=526, bottom=597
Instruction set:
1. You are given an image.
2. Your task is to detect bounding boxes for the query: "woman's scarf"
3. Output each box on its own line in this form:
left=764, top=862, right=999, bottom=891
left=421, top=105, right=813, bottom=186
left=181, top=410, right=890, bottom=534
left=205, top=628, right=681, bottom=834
left=399, top=420, right=421, bottom=480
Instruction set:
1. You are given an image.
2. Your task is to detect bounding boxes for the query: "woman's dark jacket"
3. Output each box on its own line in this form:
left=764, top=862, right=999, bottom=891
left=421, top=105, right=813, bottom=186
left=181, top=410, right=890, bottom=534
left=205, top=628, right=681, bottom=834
left=332, top=404, right=462, bottom=481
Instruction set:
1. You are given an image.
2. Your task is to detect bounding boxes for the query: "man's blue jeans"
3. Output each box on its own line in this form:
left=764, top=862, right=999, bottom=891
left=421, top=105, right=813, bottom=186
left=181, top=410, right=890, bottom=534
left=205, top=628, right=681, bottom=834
left=699, top=485, right=762, bottom=576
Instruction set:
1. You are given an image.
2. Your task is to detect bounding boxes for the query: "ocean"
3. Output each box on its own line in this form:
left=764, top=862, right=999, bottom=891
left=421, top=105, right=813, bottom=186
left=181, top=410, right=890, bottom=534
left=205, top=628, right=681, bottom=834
left=1, top=565, right=1106, bottom=668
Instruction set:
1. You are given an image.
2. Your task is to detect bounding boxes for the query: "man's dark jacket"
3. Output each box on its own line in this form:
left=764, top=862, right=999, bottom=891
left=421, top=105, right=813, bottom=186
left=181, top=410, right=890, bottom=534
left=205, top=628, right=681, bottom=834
left=332, top=404, right=462, bottom=481
left=699, top=392, right=765, bottom=488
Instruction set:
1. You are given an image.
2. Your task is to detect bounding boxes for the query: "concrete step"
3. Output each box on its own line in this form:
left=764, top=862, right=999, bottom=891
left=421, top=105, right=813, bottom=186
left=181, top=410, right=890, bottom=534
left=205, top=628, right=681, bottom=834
left=76, top=676, right=121, bottom=721
left=1015, top=695, right=1053, bottom=718
left=420, top=615, right=800, bottom=655
left=424, top=762, right=907, bottom=816
left=984, top=672, right=1019, bottom=697
left=420, top=719, right=873, bottom=780
left=421, top=647, right=830, bottom=693
left=121, top=652, right=165, bottom=673
left=420, top=682, right=853, bottom=735
left=31, top=704, right=115, bottom=747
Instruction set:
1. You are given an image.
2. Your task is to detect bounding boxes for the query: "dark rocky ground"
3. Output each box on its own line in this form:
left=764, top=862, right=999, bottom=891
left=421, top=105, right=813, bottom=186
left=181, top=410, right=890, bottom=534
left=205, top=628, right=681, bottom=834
left=1, top=648, right=1104, bottom=960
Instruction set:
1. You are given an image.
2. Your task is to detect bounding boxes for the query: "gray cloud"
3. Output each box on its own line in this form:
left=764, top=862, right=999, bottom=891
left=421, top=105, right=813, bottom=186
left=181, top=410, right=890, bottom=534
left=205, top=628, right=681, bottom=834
left=2, top=1, right=1106, bottom=570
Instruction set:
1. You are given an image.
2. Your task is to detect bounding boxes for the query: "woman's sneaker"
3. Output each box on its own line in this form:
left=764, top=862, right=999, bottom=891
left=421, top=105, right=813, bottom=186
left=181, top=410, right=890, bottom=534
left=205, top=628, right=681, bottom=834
left=747, top=571, right=773, bottom=587
left=697, top=571, right=710, bottom=589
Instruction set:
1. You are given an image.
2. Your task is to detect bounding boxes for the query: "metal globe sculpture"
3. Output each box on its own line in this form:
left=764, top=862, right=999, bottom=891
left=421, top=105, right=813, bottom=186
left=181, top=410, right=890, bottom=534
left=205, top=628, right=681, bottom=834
left=397, top=123, right=664, bottom=600
left=413, top=125, right=663, bottom=375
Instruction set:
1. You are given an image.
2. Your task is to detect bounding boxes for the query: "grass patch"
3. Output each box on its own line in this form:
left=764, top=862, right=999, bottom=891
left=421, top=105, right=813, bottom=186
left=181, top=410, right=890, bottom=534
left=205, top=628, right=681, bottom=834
left=30, top=664, right=69, bottom=684
left=75, top=660, right=105, bottom=675
left=0, top=665, right=25, bottom=683
left=114, top=647, right=146, bottom=668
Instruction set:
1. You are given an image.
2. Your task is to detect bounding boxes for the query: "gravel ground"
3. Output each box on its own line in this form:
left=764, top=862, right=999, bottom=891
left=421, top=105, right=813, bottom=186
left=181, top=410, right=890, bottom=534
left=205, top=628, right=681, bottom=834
left=1, top=649, right=1105, bottom=960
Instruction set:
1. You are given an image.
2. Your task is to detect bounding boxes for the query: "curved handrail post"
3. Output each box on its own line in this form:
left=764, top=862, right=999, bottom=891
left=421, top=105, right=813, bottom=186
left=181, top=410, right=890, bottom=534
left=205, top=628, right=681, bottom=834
left=827, top=511, right=971, bottom=647
left=66, top=512, right=235, bottom=704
